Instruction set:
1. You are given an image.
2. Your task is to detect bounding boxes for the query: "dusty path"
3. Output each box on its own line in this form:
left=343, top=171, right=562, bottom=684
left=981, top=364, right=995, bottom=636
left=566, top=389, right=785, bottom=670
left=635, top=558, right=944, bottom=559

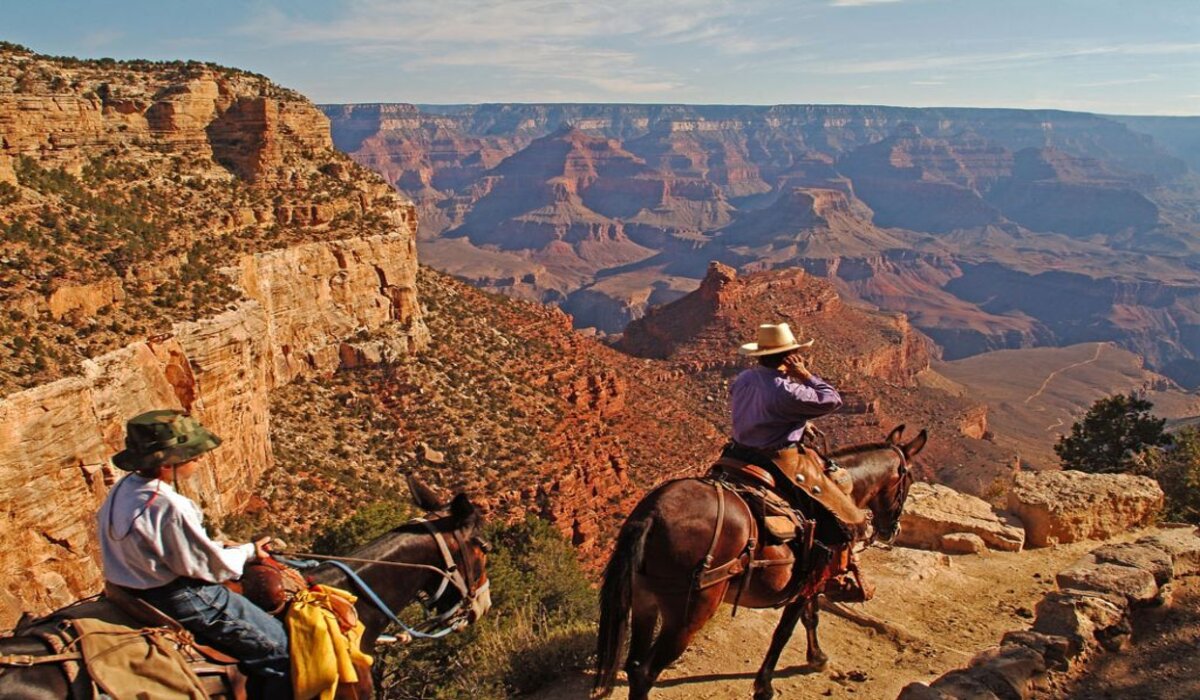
left=1024, top=342, right=1105, bottom=406
left=532, top=532, right=1165, bottom=700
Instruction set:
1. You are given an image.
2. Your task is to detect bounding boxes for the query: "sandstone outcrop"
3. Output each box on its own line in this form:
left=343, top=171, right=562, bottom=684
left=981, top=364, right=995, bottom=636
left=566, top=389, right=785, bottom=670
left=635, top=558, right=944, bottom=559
left=1007, top=470, right=1164, bottom=547
left=896, top=481, right=1025, bottom=552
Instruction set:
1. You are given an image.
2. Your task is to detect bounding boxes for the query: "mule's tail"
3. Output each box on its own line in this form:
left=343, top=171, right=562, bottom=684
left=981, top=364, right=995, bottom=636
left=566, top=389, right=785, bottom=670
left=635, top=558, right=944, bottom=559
left=593, top=514, right=653, bottom=698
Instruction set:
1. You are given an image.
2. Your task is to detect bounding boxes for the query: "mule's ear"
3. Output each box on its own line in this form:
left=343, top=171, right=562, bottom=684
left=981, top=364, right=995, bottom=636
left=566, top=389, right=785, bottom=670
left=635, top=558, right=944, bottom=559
left=407, top=475, right=445, bottom=512
left=449, top=493, right=480, bottom=526
left=886, top=424, right=906, bottom=445
left=903, top=429, right=928, bottom=459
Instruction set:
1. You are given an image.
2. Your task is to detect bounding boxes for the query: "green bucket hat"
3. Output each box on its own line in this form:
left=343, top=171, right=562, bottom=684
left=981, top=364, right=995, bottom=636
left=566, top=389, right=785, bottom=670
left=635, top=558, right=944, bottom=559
left=112, top=410, right=222, bottom=472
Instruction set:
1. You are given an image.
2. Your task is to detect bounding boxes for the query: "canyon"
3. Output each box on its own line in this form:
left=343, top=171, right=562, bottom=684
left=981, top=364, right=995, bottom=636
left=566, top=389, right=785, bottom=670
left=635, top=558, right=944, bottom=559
left=323, top=103, right=1200, bottom=386
left=3, top=47, right=1198, bottom=700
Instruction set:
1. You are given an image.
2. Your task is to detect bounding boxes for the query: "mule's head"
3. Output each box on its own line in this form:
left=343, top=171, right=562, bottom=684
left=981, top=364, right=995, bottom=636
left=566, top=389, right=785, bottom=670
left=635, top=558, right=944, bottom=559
left=866, top=425, right=927, bottom=544
left=408, top=476, right=492, bottom=625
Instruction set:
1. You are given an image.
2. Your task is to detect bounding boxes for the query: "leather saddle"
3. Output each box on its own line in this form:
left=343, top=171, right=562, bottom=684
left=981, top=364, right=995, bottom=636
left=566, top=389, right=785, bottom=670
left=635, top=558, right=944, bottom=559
left=708, top=458, right=808, bottom=543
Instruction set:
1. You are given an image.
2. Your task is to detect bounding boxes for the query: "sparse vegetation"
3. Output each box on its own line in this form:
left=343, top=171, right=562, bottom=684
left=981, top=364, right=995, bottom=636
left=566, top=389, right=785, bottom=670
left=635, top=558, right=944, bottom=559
left=1142, top=426, right=1200, bottom=523
left=0, top=49, right=404, bottom=394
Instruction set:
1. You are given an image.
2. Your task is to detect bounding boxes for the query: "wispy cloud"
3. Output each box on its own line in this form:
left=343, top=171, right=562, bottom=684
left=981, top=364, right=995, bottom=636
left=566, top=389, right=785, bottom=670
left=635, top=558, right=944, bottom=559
left=1078, top=74, right=1163, bottom=88
left=241, top=0, right=793, bottom=97
left=80, top=28, right=124, bottom=50
left=830, top=0, right=905, bottom=6
left=823, top=42, right=1200, bottom=75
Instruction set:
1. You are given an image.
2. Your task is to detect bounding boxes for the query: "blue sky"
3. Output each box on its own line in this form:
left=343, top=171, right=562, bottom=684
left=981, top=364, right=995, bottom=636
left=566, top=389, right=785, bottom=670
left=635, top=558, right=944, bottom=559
left=7, top=0, right=1199, bottom=114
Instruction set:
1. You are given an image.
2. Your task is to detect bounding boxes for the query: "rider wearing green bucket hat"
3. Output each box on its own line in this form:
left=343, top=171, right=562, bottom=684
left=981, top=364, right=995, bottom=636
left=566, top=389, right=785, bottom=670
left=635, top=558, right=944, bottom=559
left=98, top=410, right=291, bottom=699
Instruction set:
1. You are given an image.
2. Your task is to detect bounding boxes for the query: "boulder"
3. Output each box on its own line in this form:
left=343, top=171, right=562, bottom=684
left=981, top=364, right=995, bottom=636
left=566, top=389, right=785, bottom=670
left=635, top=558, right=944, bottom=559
left=1000, top=630, right=1072, bottom=671
left=1032, top=589, right=1130, bottom=656
left=1007, top=470, right=1163, bottom=547
left=925, top=669, right=1005, bottom=700
left=1137, top=527, right=1200, bottom=577
left=966, top=644, right=1048, bottom=698
left=896, top=683, right=954, bottom=700
left=1090, top=542, right=1174, bottom=586
left=1055, top=561, right=1160, bottom=606
left=898, top=482, right=1025, bottom=552
left=941, top=533, right=988, bottom=555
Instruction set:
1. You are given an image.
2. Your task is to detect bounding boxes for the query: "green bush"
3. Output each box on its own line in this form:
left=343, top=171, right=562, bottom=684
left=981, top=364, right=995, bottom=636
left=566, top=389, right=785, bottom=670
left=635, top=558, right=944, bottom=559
left=1055, top=393, right=1170, bottom=473
left=1142, top=426, right=1200, bottom=523
left=375, top=516, right=596, bottom=699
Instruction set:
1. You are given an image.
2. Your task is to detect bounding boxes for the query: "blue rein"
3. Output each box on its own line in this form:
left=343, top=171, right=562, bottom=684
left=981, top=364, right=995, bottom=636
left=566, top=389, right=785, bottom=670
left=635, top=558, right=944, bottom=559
left=275, top=556, right=457, bottom=640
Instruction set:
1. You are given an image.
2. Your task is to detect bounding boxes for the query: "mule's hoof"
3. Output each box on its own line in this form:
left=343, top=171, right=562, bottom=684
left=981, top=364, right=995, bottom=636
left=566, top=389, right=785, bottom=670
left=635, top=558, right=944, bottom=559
left=752, top=689, right=775, bottom=700
left=807, top=655, right=829, bottom=671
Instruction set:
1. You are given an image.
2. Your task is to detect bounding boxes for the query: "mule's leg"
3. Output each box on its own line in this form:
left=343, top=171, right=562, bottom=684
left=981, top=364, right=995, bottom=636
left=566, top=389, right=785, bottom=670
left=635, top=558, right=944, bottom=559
left=801, top=596, right=828, bottom=669
left=752, top=597, right=806, bottom=700
left=625, top=589, right=659, bottom=699
left=633, top=587, right=724, bottom=700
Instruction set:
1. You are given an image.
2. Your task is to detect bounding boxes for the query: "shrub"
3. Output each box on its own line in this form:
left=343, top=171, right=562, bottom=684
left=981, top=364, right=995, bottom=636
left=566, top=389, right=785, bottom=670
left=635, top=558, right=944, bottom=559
left=1055, top=393, right=1170, bottom=474
left=375, top=516, right=596, bottom=699
left=1142, top=426, right=1200, bottom=523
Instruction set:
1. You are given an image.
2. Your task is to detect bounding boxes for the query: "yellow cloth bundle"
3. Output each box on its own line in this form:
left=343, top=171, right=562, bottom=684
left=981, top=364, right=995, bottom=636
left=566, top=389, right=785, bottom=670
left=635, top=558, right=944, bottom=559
left=287, top=584, right=374, bottom=700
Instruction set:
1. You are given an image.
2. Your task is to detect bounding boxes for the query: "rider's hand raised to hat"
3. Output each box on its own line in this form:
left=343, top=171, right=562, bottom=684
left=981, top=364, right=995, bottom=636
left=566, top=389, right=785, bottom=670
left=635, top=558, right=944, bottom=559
left=783, top=352, right=813, bottom=381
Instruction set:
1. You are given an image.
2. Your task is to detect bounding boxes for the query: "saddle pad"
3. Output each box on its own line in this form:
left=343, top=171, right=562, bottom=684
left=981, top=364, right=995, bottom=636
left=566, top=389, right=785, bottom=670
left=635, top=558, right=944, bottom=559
left=72, top=617, right=207, bottom=700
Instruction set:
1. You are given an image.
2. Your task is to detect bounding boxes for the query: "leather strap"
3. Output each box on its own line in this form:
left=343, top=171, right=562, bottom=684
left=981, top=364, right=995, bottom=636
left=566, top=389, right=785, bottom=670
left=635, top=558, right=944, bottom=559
left=0, top=651, right=83, bottom=666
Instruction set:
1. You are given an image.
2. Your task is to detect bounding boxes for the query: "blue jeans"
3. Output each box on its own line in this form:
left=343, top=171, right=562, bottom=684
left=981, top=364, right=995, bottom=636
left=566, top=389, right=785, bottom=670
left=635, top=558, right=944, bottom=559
left=139, top=579, right=291, bottom=699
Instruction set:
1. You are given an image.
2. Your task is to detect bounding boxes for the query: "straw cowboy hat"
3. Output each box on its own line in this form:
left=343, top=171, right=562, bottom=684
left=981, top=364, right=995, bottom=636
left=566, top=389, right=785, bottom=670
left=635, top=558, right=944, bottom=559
left=738, top=323, right=815, bottom=357
left=112, top=409, right=222, bottom=471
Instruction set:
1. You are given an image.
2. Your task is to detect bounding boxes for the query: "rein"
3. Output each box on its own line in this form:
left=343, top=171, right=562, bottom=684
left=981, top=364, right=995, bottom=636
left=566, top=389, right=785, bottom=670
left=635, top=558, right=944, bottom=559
left=273, top=516, right=488, bottom=642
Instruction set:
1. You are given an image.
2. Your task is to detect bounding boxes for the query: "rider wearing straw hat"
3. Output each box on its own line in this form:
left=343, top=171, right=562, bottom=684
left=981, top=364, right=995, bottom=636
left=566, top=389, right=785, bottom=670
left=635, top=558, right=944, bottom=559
left=727, top=324, right=869, bottom=531
left=97, top=410, right=291, bottom=699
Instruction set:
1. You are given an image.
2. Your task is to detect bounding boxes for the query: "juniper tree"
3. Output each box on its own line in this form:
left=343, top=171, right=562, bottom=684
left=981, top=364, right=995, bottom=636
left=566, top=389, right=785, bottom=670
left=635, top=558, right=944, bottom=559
left=1055, top=393, right=1170, bottom=473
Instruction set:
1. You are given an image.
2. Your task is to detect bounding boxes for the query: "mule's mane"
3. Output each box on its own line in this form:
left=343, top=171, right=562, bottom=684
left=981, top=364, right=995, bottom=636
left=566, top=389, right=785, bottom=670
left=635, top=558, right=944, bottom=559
left=829, top=441, right=893, bottom=458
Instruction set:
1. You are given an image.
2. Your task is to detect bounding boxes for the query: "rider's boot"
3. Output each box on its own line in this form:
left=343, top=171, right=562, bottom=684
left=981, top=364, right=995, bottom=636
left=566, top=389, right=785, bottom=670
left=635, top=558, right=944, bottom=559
left=822, top=549, right=874, bottom=603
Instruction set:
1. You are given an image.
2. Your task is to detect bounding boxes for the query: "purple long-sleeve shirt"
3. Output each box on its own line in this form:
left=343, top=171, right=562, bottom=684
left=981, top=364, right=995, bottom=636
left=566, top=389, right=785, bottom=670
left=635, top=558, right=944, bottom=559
left=730, top=365, right=843, bottom=450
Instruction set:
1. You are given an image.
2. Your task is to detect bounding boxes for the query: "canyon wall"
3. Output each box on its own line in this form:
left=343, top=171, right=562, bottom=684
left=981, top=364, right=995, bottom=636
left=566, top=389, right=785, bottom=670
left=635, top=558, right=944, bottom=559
left=0, top=231, right=426, bottom=627
left=0, top=46, right=431, bottom=626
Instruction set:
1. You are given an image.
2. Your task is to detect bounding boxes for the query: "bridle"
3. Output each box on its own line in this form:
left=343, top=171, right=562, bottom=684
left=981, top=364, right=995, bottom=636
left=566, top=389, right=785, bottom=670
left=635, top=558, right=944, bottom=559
left=870, top=444, right=913, bottom=545
left=410, top=517, right=491, bottom=635
left=276, top=513, right=491, bottom=641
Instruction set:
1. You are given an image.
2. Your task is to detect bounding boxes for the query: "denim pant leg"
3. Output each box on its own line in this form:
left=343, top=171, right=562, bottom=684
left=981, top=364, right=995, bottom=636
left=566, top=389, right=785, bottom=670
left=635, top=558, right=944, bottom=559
left=141, top=581, right=291, bottom=698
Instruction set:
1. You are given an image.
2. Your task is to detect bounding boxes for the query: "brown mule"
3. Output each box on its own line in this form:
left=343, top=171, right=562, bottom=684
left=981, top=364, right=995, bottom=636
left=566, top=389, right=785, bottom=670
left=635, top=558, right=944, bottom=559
left=594, top=426, right=927, bottom=700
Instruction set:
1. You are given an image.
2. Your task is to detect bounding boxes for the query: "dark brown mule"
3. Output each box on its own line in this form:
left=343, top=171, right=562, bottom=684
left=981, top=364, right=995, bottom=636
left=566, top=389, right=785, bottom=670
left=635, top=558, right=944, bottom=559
left=594, top=426, right=926, bottom=700
left=0, top=478, right=490, bottom=699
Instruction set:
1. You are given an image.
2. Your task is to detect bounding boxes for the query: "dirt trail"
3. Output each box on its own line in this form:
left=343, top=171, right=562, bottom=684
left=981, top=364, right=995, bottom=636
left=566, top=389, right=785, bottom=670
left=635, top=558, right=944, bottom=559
left=533, top=531, right=1165, bottom=700
left=1024, top=342, right=1105, bottom=405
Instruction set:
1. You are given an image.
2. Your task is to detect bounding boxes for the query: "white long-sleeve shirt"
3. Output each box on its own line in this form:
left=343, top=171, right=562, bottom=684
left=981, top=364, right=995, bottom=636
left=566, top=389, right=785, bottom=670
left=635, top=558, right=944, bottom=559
left=97, top=474, right=254, bottom=590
